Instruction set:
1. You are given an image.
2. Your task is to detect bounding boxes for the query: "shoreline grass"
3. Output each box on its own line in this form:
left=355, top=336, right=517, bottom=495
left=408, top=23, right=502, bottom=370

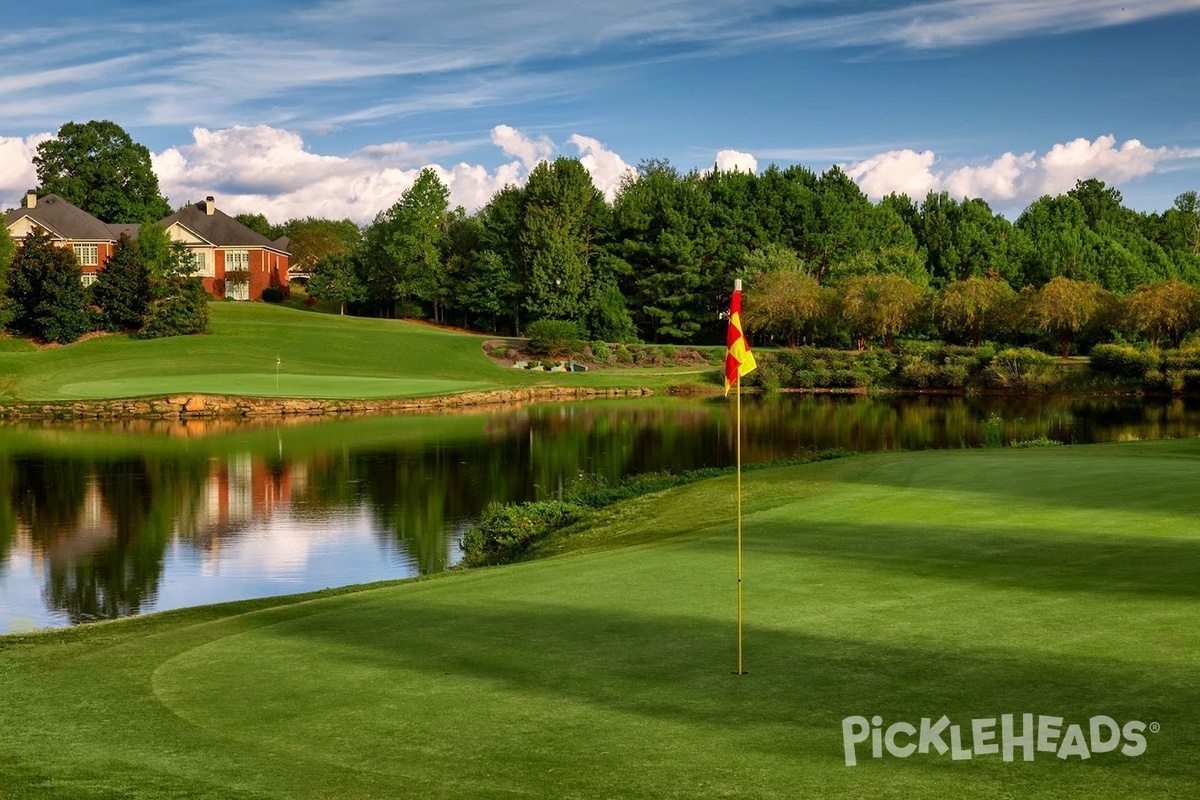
left=2, top=440, right=1197, bottom=798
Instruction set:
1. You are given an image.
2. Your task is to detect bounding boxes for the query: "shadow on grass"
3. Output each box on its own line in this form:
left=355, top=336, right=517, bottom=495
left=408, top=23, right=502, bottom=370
left=167, top=595, right=1197, bottom=780
left=712, top=519, right=1200, bottom=601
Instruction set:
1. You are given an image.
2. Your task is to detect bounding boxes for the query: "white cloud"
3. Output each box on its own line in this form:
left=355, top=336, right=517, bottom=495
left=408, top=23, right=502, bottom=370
left=845, top=149, right=938, bottom=200
left=568, top=134, right=635, bottom=200
left=0, top=133, right=52, bottom=207
left=149, top=124, right=635, bottom=223
left=844, top=135, right=1194, bottom=209
left=714, top=149, right=759, bottom=174
left=491, top=125, right=555, bottom=170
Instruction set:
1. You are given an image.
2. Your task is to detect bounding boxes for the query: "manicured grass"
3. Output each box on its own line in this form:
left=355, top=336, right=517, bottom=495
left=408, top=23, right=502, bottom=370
left=0, top=303, right=711, bottom=401
left=2, top=441, right=1197, bottom=798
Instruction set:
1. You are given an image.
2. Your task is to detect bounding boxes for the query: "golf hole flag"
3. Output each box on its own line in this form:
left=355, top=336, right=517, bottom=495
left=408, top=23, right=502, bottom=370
left=724, top=279, right=757, bottom=395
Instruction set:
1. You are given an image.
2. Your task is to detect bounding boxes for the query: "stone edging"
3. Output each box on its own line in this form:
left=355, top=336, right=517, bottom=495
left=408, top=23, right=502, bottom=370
left=0, top=387, right=656, bottom=421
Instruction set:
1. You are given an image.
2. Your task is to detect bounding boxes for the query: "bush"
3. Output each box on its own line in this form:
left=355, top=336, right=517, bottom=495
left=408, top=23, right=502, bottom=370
left=261, top=286, right=284, bottom=303
left=526, top=319, right=581, bottom=356
left=751, top=354, right=793, bottom=391
left=459, top=500, right=584, bottom=566
left=985, top=348, right=1060, bottom=391
left=590, top=340, right=611, bottom=362
left=612, top=344, right=633, bottom=365
left=1089, top=344, right=1157, bottom=381
left=980, top=415, right=1004, bottom=448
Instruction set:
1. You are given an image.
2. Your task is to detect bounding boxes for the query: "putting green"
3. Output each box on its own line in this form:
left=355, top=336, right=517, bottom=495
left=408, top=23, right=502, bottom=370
left=55, top=373, right=492, bottom=399
left=2, top=442, right=1198, bottom=798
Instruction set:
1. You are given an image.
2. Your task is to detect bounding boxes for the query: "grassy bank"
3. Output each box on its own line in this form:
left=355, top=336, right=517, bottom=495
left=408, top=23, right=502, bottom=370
left=1, top=440, right=1196, bottom=798
left=0, top=303, right=715, bottom=402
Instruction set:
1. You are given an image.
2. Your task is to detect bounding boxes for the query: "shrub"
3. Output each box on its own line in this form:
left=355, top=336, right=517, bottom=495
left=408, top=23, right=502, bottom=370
left=751, top=354, right=793, bottom=391
left=1010, top=436, right=1064, bottom=448
left=526, top=319, right=581, bottom=356
left=632, top=345, right=663, bottom=366
left=1089, top=344, right=1157, bottom=381
left=590, top=340, right=611, bottom=362
left=261, top=286, right=284, bottom=303
left=980, top=416, right=1005, bottom=448
left=612, top=344, right=633, bottom=364
left=660, top=344, right=678, bottom=362
left=459, top=500, right=584, bottom=566
left=985, top=348, right=1060, bottom=391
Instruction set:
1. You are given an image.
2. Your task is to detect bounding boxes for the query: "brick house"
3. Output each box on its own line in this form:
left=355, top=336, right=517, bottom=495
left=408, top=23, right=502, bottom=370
left=3, top=191, right=124, bottom=288
left=160, top=197, right=290, bottom=300
left=4, top=192, right=289, bottom=301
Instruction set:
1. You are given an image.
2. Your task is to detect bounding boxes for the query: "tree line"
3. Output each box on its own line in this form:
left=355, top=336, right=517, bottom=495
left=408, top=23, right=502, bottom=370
left=296, top=160, right=1200, bottom=354
left=9, top=119, right=1200, bottom=353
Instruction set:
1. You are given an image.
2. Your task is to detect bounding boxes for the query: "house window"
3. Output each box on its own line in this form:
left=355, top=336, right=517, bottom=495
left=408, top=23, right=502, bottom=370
left=81, top=274, right=98, bottom=287
left=190, top=250, right=211, bottom=276
left=225, top=250, right=249, bottom=271
left=73, top=243, right=99, bottom=266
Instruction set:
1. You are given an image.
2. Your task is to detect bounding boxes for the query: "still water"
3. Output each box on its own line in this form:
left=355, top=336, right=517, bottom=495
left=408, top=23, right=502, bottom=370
left=2, top=393, right=1198, bottom=630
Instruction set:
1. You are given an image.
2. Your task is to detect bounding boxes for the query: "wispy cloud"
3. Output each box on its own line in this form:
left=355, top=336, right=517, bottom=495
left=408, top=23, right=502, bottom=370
left=5, top=1, right=1197, bottom=137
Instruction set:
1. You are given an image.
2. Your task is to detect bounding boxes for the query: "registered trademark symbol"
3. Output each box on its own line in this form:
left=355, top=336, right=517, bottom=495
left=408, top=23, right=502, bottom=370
left=1149, top=722, right=1161, bottom=734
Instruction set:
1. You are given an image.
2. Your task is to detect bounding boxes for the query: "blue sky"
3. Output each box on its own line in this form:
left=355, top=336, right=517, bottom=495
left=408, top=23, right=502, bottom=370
left=3, top=0, right=1199, bottom=223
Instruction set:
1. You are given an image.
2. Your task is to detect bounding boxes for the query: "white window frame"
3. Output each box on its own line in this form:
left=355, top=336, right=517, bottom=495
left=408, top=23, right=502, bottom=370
left=225, top=250, right=250, bottom=272
left=190, top=250, right=211, bottom=277
left=73, top=243, right=99, bottom=267
left=81, top=273, right=98, bottom=287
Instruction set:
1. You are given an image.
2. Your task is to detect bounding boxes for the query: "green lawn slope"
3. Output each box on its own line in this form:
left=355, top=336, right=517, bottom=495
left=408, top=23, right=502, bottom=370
left=0, top=303, right=709, bottom=402
left=1, top=441, right=1197, bottom=798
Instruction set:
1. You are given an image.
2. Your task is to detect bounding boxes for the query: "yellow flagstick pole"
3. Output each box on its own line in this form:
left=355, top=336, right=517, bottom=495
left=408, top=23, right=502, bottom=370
left=736, top=367, right=744, bottom=675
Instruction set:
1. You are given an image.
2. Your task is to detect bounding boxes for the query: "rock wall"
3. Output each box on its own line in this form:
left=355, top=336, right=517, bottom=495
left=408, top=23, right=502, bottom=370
left=0, top=387, right=656, bottom=421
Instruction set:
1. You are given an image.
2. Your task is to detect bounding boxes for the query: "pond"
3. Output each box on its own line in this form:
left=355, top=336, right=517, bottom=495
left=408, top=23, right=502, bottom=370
left=3, top=392, right=1198, bottom=631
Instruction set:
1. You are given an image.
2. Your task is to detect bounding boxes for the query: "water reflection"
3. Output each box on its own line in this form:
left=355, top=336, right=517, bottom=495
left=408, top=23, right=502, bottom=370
left=2, top=394, right=1198, bottom=629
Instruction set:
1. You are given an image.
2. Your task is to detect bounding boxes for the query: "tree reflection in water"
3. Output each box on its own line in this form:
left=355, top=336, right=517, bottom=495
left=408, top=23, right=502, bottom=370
left=1, top=394, right=1197, bottom=627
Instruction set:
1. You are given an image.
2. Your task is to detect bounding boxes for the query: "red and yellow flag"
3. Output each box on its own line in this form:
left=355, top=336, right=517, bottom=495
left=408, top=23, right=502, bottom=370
left=724, top=280, right=757, bottom=396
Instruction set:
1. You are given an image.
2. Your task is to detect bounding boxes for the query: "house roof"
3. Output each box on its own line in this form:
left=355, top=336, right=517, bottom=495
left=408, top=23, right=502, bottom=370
left=108, top=223, right=141, bottom=240
left=160, top=202, right=289, bottom=254
left=3, top=194, right=117, bottom=241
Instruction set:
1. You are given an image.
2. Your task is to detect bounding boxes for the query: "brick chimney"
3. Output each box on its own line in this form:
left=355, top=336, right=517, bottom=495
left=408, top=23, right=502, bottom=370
left=206, top=196, right=216, bottom=215
left=25, top=190, right=36, bottom=209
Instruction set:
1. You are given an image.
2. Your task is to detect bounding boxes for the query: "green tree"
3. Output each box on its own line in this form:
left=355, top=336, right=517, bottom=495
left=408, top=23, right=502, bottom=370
left=307, top=252, right=365, bottom=315
left=282, top=217, right=362, bottom=276
left=136, top=224, right=210, bottom=338
left=520, top=158, right=611, bottom=327
left=380, top=168, right=451, bottom=319
left=838, top=273, right=923, bottom=350
left=234, top=213, right=277, bottom=239
left=612, top=161, right=712, bottom=341
left=0, top=225, right=15, bottom=329
left=33, top=120, right=172, bottom=223
left=92, top=234, right=151, bottom=331
left=936, top=276, right=1017, bottom=347
left=1028, top=276, right=1110, bottom=358
left=475, top=185, right=527, bottom=332
left=5, top=229, right=93, bottom=343
left=1122, top=280, right=1200, bottom=349
left=743, top=264, right=827, bottom=347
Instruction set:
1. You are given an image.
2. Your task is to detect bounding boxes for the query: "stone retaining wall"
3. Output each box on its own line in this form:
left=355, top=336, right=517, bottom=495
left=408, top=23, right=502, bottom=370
left=0, top=387, right=656, bottom=421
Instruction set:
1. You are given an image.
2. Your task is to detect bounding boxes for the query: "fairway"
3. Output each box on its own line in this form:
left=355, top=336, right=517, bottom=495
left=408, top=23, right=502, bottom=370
left=1, top=441, right=1197, bottom=798
left=0, top=303, right=709, bottom=403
